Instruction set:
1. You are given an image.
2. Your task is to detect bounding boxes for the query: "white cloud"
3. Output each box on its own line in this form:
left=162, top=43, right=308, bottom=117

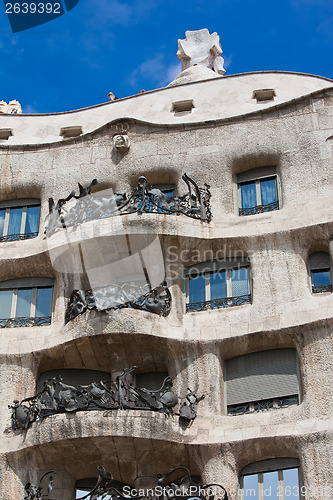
left=128, top=54, right=181, bottom=89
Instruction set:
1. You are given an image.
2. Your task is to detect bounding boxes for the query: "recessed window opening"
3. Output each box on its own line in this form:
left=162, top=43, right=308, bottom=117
left=0, top=199, right=40, bottom=242
left=239, top=458, right=303, bottom=499
left=225, top=348, right=300, bottom=416
left=0, top=278, right=54, bottom=327
left=185, top=259, right=251, bottom=312
left=252, top=88, right=276, bottom=102
left=308, top=251, right=332, bottom=294
left=237, top=166, right=279, bottom=216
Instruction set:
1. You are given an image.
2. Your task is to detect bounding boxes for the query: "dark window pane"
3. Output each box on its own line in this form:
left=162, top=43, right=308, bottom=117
left=260, top=177, right=277, bottom=206
left=240, top=182, right=257, bottom=209
left=25, top=205, right=40, bottom=235
left=35, top=287, right=53, bottom=318
left=312, top=270, right=331, bottom=287
left=16, top=288, right=32, bottom=317
left=210, top=271, right=227, bottom=299
left=243, top=474, right=259, bottom=499
left=0, top=209, right=5, bottom=237
left=231, top=268, right=249, bottom=296
left=189, top=275, right=206, bottom=303
left=0, top=290, right=12, bottom=319
left=7, top=208, right=22, bottom=236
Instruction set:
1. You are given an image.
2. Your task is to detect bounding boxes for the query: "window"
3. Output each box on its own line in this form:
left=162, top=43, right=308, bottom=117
left=139, top=183, right=176, bottom=214
left=237, top=166, right=279, bottom=216
left=239, top=458, right=303, bottom=499
left=225, top=349, right=300, bottom=416
left=0, top=198, right=40, bottom=242
left=185, top=259, right=251, bottom=312
left=0, top=278, right=54, bottom=327
left=308, top=251, right=332, bottom=293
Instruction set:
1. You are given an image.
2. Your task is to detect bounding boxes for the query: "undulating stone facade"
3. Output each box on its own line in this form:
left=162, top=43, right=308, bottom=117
left=0, top=30, right=332, bottom=499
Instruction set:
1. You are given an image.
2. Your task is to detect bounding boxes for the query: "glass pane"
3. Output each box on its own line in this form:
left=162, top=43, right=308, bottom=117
left=35, top=287, right=53, bottom=318
left=231, top=268, right=249, bottom=297
left=283, top=468, right=300, bottom=498
left=189, top=275, right=206, bottom=304
left=312, top=270, right=331, bottom=287
left=210, top=271, right=227, bottom=299
left=260, top=177, right=277, bottom=206
left=0, top=209, right=5, bottom=237
left=16, top=288, right=32, bottom=317
left=240, top=182, right=257, bottom=209
left=0, top=290, right=13, bottom=318
left=25, top=205, right=40, bottom=235
left=7, top=207, right=23, bottom=236
left=243, top=474, right=259, bottom=499
left=263, top=471, right=279, bottom=499
left=76, top=491, right=112, bottom=500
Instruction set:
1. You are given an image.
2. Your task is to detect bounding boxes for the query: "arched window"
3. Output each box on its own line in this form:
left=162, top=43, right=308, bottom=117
left=0, top=198, right=40, bottom=242
left=225, top=349, right=300, bottom=415
left=239, top=458, right=303, bottom=499
left=237, top=166, right=279, bottom=216
left=308, top=251, right=332, bottom=293
left=0, top=277, right=54, bottom=327
left=185, top=258, right=251, bottom=312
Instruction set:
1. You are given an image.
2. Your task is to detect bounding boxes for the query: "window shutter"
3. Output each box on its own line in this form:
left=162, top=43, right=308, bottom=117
left=226, top=349, right=298, bottom=405
left=240, top=458, right=300, bottom=475
left=309, top=252, right=330, bottom=270
left=0, top=277, right=54, bottom=290
left=237, top=166, right=277, bottom=183
left=185, top=258, right=249, bottom=276
left=135, top=372, right=168, bottom=391
left=37, top=369, right=110, bottom=392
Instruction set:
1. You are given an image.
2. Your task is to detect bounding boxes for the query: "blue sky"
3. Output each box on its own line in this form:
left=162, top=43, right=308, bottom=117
left=1, top=0, right=333, bottom=113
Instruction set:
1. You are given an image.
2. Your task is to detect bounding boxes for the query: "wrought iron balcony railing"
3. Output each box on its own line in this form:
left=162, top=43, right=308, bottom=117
left=227, top=394, right=299, bottom=416
left=312, top=284, right=332, bottom=293
left=23, top=466, right=229, bottom=500
left=0, top=231, right=38, bottom=243
left=45, top=174, right=211, bottom=236
left=239, top=200, right=279, bottom=216
left=0, top=316, right=51, bottom=328
left=65, top=282, right=171, bottom=322
left=186, top=294, right=251, bottom=312
left=9, top=366, right=204, bottom=431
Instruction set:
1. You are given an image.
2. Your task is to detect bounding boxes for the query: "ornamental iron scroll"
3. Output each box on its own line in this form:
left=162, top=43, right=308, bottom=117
left=10, top=366, right=204, bottom=431
left=23, top=471, right=55, bottom=500
left=65, top=282, right=171, bottom=323
left=45, top=173, right=211, bottom=236
left=23, top=466, right=228, bottom=500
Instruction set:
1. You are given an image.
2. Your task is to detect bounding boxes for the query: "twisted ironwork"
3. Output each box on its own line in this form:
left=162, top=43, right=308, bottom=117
left=10, top=366, right=204, bottom=431
left=312, top=284, right=332, bottom=293
left=23, top=465, right=228, bottom=500
left=0, top=231, right=38, bottom=243
left=186, top=294, right=251, bottom=312
left=0, top=316, right=51, bottom=328
left=45, top=174, right=211, bottom=236
left=227, top=394, right=299, bottom=416
left=239, top=200, right=279, bottom=216
left=65, top=282, right=171, bottom=322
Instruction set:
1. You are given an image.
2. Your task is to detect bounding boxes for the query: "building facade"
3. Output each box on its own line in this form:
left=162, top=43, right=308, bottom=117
left=0, top=29, right=333, bottom=499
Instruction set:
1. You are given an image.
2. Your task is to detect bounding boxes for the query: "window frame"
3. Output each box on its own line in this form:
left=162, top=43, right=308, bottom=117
left=0, top=198, right=40, bottom=242
left=0, top=277, right=55, bottom=327
left=308, top=251, right=333, bottom=294
left=239, top=458, right=304, bottom=499
left=185, top=259, right=252, bottom=312
left=236, top=166, right=280, bottom=216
